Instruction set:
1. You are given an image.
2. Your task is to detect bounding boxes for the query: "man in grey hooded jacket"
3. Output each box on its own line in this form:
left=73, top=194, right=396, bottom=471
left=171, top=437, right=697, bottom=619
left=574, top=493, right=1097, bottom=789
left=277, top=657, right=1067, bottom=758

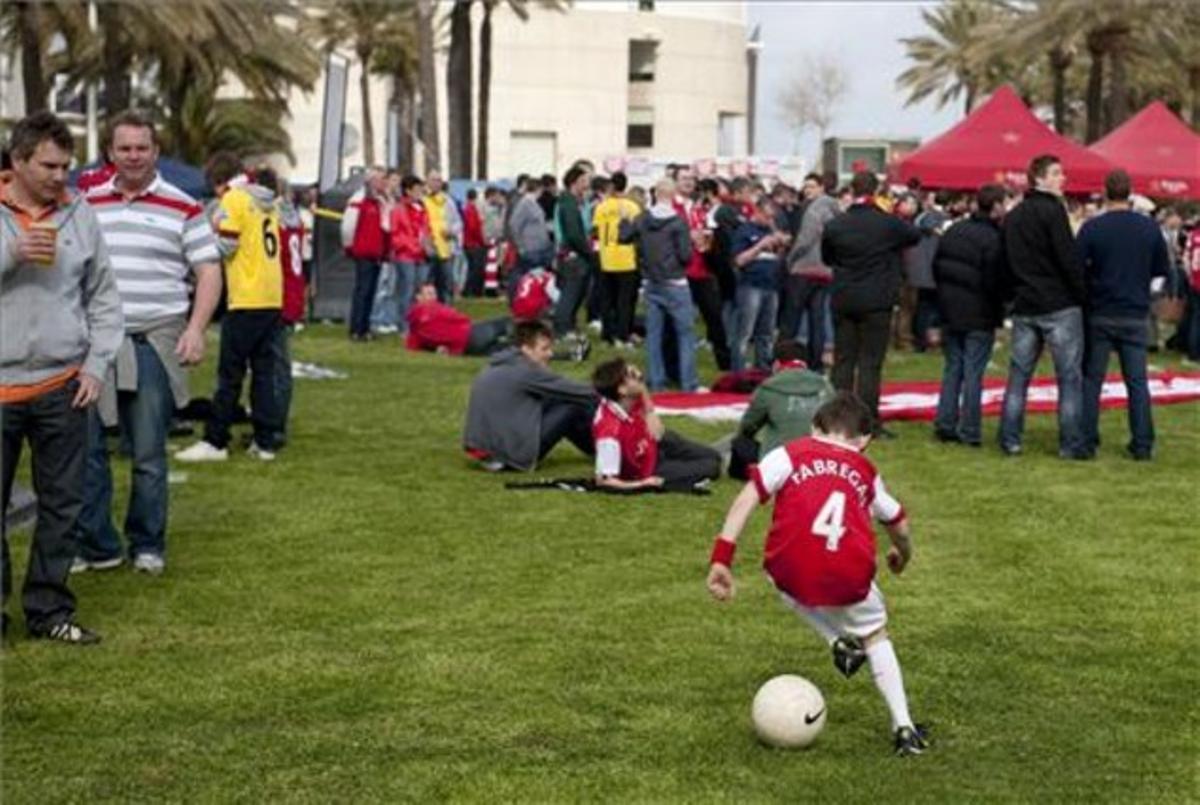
left=463, top=320, right=596, bottom=471
left=1, top=112, right=122, bottom=644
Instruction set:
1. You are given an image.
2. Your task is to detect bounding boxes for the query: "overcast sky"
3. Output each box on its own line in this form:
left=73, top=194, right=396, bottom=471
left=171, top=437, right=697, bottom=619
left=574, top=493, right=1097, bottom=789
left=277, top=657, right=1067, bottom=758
left=747, top=1, right=963, bottom=163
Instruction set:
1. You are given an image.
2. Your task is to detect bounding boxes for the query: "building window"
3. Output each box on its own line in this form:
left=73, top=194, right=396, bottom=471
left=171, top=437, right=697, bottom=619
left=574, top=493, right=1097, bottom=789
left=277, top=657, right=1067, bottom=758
left=627, top=107, right=654, bottom=149
left=638, top=0, right=655, bottom=10
left=629, top=40, right=657, bottom=83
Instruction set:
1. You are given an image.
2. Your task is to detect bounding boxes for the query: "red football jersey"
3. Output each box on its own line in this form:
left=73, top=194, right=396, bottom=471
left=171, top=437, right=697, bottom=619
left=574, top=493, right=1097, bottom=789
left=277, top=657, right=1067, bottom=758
left=750, top=436, right=905, bottom=607
left=279, top=222, right=307, bottom=323
left=405, top=301, right=472, bottom=355
left=511, top=270, right=558, bottom=321
left=592, top=397, right=658, bottom=480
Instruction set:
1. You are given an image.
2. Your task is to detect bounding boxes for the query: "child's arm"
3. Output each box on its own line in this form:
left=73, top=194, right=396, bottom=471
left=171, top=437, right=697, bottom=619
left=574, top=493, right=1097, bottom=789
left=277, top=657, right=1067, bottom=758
left=641, top=390, right=666, bottom=441
left=706, top=482, right=762, bottom=602
left=596, top=474, right=664, bottom=491
left=883, top=517, right=913, bottom=575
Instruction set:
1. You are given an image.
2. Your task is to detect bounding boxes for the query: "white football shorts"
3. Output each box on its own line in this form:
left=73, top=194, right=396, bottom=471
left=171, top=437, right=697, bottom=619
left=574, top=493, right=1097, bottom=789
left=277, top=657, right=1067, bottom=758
left=779, top=581, right=888, bottom=640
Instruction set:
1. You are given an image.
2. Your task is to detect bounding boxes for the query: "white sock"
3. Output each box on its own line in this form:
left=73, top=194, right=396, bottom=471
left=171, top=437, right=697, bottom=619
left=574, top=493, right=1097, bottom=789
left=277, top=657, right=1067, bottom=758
left=865, top=638, right=913, bottom=731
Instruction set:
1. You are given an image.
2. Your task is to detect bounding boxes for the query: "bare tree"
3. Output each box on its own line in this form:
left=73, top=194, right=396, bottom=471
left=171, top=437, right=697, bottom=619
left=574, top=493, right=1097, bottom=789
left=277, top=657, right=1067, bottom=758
left=777, top=53, right=850, bottom=156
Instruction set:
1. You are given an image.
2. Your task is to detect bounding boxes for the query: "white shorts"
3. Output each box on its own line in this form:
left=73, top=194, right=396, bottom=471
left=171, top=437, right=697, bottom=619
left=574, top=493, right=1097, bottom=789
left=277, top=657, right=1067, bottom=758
left=779, top=581, right=888, bottom=640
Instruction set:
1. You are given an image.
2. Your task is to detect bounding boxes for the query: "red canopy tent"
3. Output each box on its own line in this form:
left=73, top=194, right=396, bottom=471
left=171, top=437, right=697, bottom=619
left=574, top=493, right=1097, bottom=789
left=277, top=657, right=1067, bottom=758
left=895, top=85, right=1114, bottom=194
left=1089, top=102, right=1200, bottom=200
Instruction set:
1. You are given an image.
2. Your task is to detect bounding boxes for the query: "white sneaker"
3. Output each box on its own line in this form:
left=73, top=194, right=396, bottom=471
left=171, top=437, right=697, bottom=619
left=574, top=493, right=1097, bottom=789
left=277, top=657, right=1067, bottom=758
left=175, top=441, right=228, bottom=462
left=132, top=553, right=165, bottom=575
left=247, top=443, right=276, bottom=462
left=69, top=555, right=123, bottom=574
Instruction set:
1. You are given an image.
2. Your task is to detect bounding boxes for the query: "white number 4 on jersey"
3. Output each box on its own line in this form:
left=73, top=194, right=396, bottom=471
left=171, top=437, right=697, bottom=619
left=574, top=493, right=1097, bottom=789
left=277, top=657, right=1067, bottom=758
left=812, top=491, right=847, bottom=551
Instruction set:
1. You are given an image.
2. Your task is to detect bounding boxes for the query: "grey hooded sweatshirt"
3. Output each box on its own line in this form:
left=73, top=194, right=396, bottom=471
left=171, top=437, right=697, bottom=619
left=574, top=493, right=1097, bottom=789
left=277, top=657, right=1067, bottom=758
left=0, top=189, right=123, bottom=385
left=463, top=347, right=596, bottom=471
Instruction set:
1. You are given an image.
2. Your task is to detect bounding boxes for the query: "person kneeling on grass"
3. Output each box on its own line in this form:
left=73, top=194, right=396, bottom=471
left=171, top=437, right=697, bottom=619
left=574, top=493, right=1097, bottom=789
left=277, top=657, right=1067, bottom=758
left=405, top=283, right=512, bottom=356
left=463, top=320, right=596, bottom=472
left=592, top=357, right=721, bottom=491
left=706, top=392, right=929, bottom=756
left=729, top=339, right=834, bottom=480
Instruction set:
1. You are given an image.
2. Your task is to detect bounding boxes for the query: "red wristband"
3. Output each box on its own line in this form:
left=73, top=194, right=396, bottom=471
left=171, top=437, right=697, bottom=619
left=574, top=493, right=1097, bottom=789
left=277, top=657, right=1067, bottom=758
left=710, top=537, right=736, bottom=567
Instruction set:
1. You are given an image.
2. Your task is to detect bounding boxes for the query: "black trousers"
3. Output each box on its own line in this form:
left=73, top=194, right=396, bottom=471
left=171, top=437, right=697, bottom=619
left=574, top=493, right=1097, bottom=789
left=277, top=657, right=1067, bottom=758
left=689, top=276, right=732, bottom=370
left=554, top=255, right=592, bottom=336
left=728, top=434, right=760, bottom=480
left=831, top=309, right=893, bottom=429
left=464, top=317, right=513, bottom=356
left=538, top=398, right=597, bottom=460
left=780, top=276, right=830, bottom=371
left=463, top=247, right=488, bottom=297
left=602, top=271, right=640, bottom=343
left=2, top=381, right=86, bottom=631
left=349, top=259, right=381, bottom=337
left=206, top=310, right=287, bottom=451
left=655, top=431, right=721, bottom=486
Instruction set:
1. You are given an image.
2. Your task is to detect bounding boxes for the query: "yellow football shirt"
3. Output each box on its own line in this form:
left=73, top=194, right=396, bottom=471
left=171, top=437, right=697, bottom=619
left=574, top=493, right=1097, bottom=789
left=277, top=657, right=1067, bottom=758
left=593, top=196, right=640, bottom=273
left=215, top=187, right=283, bottom=310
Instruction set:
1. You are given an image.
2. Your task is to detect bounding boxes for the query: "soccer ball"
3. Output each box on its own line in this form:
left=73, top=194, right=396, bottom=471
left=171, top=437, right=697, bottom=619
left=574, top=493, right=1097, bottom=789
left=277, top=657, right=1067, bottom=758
left=751, top=675, right=827, bottom=749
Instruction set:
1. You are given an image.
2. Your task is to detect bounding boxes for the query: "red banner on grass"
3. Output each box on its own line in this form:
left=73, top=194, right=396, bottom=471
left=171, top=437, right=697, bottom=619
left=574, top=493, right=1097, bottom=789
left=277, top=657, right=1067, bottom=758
left=652, top=372, right=1200, bottom=424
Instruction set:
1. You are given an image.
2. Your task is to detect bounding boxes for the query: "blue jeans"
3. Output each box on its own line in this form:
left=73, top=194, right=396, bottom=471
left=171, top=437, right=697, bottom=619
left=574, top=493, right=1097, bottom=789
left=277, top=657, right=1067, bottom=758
left=369, top=263, right=399, bottom=329
left=644, top=282, right=699, bottom=391
left=999, top=307, right=1086, bottom=456
left=395, top=261, right=428, bottom=334
left=732, top=285, right=779, bottom=372
left=74, top=339, right=173, bottom=560
left=1083, top=316, right=1154, bottom=457
left=934, top=329, right=995, bottom=444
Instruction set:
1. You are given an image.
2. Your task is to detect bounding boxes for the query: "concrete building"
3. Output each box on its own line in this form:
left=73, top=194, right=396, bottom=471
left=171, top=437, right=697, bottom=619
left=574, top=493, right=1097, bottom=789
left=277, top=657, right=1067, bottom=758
left=284, top=0, right=753, bottom=183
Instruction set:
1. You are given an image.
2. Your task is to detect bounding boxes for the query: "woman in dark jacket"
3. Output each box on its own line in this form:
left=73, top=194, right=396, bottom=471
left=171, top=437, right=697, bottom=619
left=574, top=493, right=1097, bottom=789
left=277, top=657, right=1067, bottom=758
left=932, top=184, right=1007, bottom=446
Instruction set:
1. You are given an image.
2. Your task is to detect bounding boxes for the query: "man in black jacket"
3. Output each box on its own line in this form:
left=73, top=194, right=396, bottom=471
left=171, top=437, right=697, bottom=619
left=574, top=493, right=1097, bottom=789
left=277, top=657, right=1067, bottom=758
left=821, top=171, right=921, bottom=436
left=933, top=184, right=1007, bottom=446
left=998, top=154, right=1088, bottom=459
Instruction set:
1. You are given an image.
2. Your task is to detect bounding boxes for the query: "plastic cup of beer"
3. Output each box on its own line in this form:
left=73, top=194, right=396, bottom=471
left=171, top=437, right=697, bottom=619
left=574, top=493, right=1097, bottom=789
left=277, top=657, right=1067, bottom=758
left=30, top=220, right=58, bottom=266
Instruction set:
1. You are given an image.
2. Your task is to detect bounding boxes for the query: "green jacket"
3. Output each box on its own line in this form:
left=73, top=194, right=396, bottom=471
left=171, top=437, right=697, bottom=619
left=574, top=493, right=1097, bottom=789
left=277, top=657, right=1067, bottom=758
left=738, top=369, right=834, bottom=454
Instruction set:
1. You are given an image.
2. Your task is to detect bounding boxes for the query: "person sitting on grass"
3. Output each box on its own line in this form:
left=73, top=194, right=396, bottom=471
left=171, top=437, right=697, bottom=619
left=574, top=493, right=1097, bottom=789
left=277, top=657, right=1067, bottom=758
left=405, top=283, right=512, bottom=356
left=729, top=339, right=834, bottom=480
left=591, top=357, right=721, bottom=491
left=463, top=320, right=596, bottom=471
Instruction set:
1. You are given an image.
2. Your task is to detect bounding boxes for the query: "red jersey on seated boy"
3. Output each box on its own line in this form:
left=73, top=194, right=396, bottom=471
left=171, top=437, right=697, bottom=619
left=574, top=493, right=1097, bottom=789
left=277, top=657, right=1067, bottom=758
left=591, top=357, right=720, bottom=490
left=511, top=267, right=559, bottom=322
left=406, top=285, right=472, bottom=354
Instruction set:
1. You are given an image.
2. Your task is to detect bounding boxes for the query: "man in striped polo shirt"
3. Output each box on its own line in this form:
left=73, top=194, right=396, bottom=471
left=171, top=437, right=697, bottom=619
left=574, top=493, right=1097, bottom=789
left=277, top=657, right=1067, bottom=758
left=72, top=111, right=222, bottom=576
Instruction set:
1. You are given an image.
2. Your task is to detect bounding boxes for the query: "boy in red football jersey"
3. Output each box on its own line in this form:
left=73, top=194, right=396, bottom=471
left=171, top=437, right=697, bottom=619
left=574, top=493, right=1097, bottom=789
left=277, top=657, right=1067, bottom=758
left=705, top=392, right=928, bottom=756
left=592, top=357, right=721, bottom=491
left=406, top=284, right=511, bottom=356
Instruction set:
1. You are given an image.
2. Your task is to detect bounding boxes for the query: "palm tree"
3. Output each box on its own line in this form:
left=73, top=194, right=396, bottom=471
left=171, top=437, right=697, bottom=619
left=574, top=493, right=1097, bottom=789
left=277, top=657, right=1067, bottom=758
left=372, top=10, right=420, bottom=172
left=1153, top=2, right=1200, bottom=126
left=896, top=0, right=1008, bottom=115
left=475, top=0, right=568, bottom=179
left=416, top=0, right=441, bottom=172
left=446, top=0, right=474, bottom=178
left=163, top=76, right=298, bottom=166
left=302, top=1, right=410, bottom=166
left=0, top=1, right=49, bottom=113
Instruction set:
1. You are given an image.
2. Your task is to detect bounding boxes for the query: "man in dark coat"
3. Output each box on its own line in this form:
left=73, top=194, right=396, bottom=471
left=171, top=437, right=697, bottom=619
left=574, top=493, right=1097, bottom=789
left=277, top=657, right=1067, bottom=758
left=998, top=154, right=1088, bottom=459
left=932, top=184, right=1007, bottom=446
left=821, top=171, right=921, bottom=437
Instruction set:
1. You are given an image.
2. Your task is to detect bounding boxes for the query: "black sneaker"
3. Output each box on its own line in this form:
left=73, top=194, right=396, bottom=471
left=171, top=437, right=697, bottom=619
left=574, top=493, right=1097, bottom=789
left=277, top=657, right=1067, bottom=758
left=31, top=620, right=102, bottom=646
left=893, top=723, right=931, bottom=757
left=832, top=635, right=867, bottom=678
left=933, top=429, right=960, bottom=443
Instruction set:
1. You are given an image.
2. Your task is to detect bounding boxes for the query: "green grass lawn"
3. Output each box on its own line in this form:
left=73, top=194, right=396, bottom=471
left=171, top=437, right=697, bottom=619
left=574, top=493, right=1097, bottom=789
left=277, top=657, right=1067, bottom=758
left=3, top=304, right=1198, bottom=803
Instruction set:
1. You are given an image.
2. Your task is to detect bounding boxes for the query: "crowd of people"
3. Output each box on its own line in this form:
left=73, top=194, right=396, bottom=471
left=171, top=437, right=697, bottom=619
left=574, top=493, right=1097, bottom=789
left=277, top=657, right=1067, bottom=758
left=1, top=110, right=305, bottom=644
left=2, top=103, right=1197, bottom=651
